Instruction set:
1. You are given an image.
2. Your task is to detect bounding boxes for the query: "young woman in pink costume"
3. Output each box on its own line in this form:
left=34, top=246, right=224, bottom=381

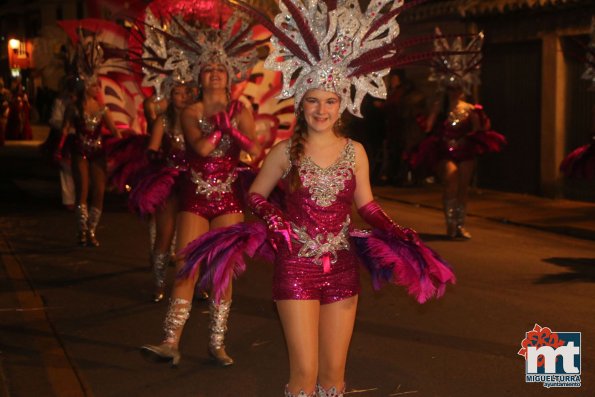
left=179, top=1, right=456, bottom=395
left=62, top=79, right=120, bottom=247
left=140, top=12, right=263, bottom=367
left=138, top=84, right=191, bottom=302
left=411, top=29, right=505, bottom=240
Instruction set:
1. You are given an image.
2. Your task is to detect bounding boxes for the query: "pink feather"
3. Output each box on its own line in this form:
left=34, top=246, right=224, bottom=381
left=128, top=166, right=179, bottom=216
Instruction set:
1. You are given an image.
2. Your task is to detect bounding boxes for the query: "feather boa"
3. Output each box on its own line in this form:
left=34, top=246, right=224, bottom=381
left=351, top=229, right=455, bottom=303
left=127, top=165, right=179, bottom=216
left=178, top=222, right=275, bottom=302
left=106, top=134, right=149, bottom=192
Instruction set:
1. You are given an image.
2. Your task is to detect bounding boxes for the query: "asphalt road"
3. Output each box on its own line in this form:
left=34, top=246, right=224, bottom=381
left=1, top=171, right=594, bottom=397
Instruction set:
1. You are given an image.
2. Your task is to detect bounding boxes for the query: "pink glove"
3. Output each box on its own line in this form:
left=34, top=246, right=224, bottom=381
left=248, top=192, right=293, bottom=252
left=214, top=111, right=254, bottom=152
left=357, top=201, right=420, bottom=243
left=204, top=130, right=222, bottom=147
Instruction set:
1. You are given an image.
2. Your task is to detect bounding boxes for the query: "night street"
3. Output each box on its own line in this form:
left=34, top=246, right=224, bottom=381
left=1, top=146, right=594, bottom=397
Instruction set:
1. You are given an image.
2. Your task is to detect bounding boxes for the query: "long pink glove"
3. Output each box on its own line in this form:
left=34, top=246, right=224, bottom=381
left=248, top=192, right=293, bottom=252
left=214, top=111, right=254, bottom=152
left=357, top=201, right=420, bottom=244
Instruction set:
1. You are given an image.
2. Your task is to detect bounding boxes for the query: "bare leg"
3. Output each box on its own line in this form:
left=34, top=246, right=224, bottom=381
left=150, top=194, right=179, bottom=302
left=440, top=160, right=459, bottom=238
left=87, top=156, right=107, bottom=246
left=206, top=212, right=244, bottom=366
left=317, top=295, right=358, bottom=395
left=277, top=300, right=320, bottom=395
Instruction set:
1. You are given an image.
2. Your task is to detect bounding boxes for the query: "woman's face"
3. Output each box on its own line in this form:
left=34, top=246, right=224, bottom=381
left=87, top=82, right=100, bottom=99
left=171, top=85, right=189, bottom=109
left=301, top=89, right=341, bottom=134
left=200, top=63, right=228, bottom=91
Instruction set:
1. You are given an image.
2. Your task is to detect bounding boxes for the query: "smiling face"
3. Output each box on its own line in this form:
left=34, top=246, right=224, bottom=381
left=200, top=63, right=228, bottom=91
left=301, top=89, right=341, bottom=134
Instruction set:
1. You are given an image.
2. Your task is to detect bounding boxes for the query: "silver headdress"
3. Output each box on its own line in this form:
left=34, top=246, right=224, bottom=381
left=429, top=27, right=484, bottom=94
left=230, top=0, right=435, bottom=117
left=136, top=8, right=189, bottom=99
left=136, top=8, right=263, bottom=94
left=74, top=28, right=129, bottom=87
left=581, top=16, right=595, bottom=90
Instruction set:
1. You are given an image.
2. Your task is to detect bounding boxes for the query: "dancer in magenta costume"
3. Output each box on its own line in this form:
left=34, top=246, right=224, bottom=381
left=179, top=1, right=456, bottom=395
left=139, top=10, right=263, bottom=368
left=409, top=28, right=505, bottom=240
left=129, top=84, right=191, bottom=302
left=57, top=28, right=128, bottom=247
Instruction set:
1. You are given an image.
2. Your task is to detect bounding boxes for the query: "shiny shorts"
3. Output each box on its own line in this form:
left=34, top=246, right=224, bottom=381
left=273, top=246, right=361, bottom=305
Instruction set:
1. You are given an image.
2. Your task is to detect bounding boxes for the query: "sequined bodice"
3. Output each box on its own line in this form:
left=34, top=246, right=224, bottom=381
left=162, top=118, right=187, bottom=170
left=186, top=102, right=242, bottom=181
left=76, top=107, right=106, bottom=138
left=284, top=140, right=356, bottom=237
left=442, top=106, right=475, bottom=139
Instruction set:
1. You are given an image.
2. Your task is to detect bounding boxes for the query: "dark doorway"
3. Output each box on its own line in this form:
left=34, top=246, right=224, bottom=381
left=478, top=40, right=542, bottom=194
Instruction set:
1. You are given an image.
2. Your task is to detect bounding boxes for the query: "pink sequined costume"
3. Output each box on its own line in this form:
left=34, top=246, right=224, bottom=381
left=274, top=139, right=360, bottom=304
left=409, top=104, right=506, bottom=171
left=178, top=100, right=244, bottom=220
left=72, top=107, right=108, bottom=160
left=127, top=118, right=188, bottom=216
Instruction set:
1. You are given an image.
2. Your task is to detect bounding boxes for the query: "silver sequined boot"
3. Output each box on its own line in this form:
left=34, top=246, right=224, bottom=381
left=208, top=299, right=234, bottom=366
left=140, top=297, right=191, bottom=367
left=87, top=206, right=102, bottom=247
left=454, top=202, right=472, bottom=240
left=151, top=251, right=169, bottom=302
left=316, top=384, right=345, bottom=397
left=443, top=198, right=457, bottom=239
left=284, top=385, right=316, bottom=397
left=76, top=204, right=89, bottom=246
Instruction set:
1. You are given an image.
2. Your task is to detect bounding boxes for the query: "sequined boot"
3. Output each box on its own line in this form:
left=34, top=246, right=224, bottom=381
left=316, top=384, right=345, bottom=397
left=443, top=198, right=457, bottom=239
left=76, top=204, right=89, bottom=246
left=87, top=206, right=102, bottom=247
left=284, top=385, right=316, bottom=397
left=140, top=297, right=191, bottom=367
left=454, top=203, right=472, bottom=240
left=151, top=251, right=168, bottom=302
left=208, top=299, right=234, bottom=366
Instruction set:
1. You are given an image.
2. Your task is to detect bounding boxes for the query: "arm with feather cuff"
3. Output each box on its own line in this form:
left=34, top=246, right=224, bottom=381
left=248, top=192, right=293, bottom=252
left=357, top=200, right=420, bottom=244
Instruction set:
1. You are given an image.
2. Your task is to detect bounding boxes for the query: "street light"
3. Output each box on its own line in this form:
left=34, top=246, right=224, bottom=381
left=8, top=38, right=20, bottom=51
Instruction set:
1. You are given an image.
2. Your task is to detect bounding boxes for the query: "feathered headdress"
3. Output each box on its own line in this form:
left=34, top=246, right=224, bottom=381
left=133, top=7, right=264, bottom=95
left=229, top=0, right=439, bottom=117
left=73, top=27, right=129, bottom=86
left=429, top=27, right=484, bottom=94
left=581, top=16, right=595, bottom=90
left=132, top=8, right=189, bottom=99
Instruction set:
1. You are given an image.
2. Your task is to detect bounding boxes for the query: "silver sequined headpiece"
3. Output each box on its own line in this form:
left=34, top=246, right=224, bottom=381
left=230, top=0, right=429, bottom=117
left=140, top=10, right=261, bottom=93
left=581, top=16, right=595, bottom=91
left=138, top=9, right=190, bottom=99
left=429, top=27, right=484, bottom=95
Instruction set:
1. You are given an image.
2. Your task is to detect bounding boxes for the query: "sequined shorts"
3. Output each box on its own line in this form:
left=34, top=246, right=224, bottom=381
left=178, top=176, right=243, bottom=221
left=273, top=246, right=360, bottom=305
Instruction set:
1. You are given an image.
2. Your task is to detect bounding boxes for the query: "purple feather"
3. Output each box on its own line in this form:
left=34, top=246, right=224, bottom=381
left=178, top=222, right=274, bottom=302
left=106, top=135, right=150, bottom=192
left=128, top=166, right=179, bottom=216
left=351, top=228, right=455, bottom=303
